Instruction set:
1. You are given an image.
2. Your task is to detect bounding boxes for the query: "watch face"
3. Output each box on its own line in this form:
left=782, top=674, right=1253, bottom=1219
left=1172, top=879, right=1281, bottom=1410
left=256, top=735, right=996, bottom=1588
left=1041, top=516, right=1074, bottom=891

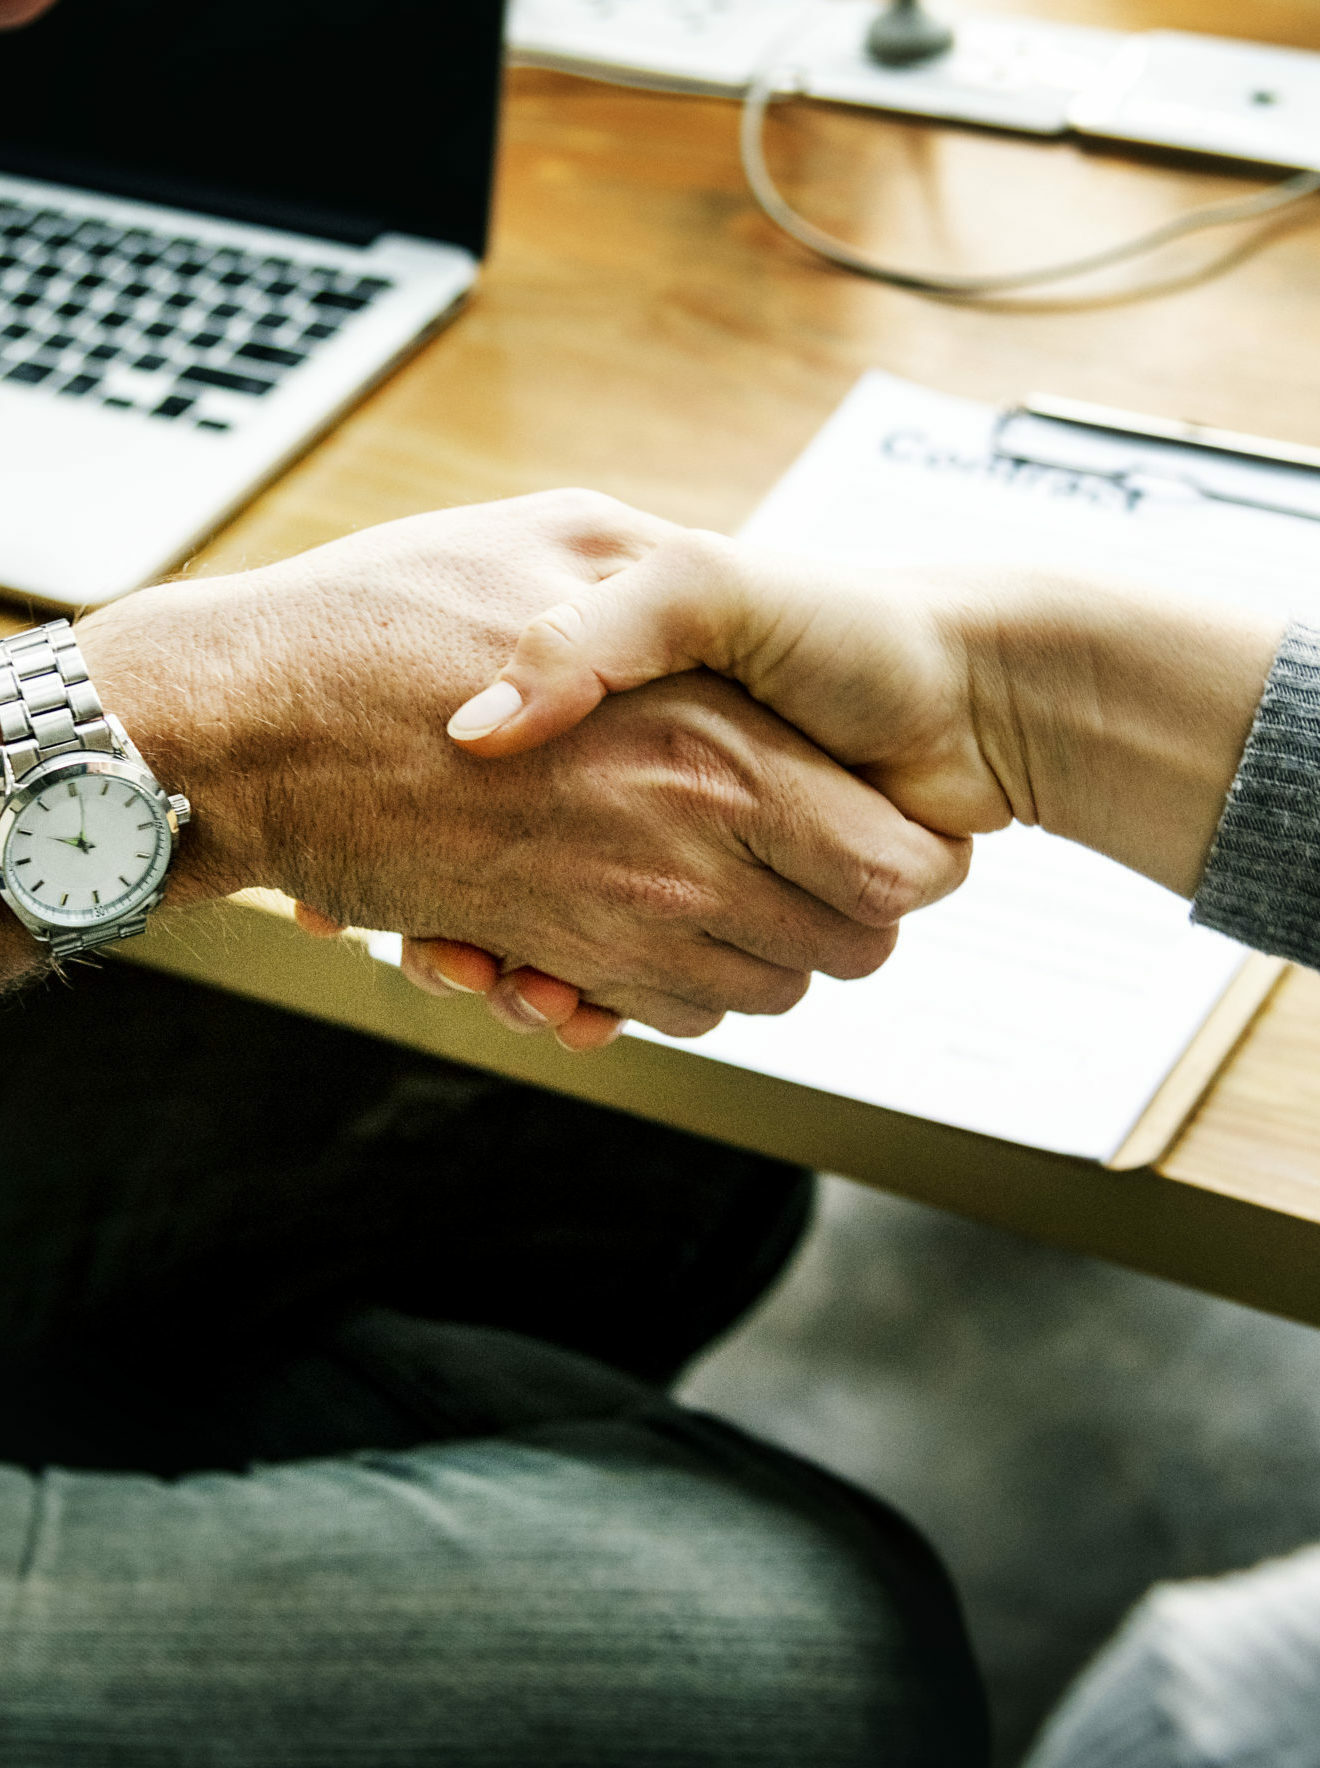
left=2, top=770, right=171, bottom=930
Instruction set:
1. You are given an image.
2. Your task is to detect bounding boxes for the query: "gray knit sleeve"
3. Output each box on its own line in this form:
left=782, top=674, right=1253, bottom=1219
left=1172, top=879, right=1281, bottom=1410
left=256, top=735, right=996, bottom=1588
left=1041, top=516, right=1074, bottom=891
left=1192, top=620, right=1320, bottom=968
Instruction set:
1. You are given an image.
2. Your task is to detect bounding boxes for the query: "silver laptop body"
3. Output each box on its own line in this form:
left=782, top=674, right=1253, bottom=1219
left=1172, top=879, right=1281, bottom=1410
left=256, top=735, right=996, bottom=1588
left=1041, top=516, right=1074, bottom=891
left=0, top=0, right=505, bottom=607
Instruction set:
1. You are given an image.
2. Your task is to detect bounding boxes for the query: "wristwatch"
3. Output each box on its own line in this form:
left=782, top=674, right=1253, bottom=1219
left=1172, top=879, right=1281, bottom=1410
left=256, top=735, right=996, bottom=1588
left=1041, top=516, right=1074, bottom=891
left=0, top=619, right=190, bottom=958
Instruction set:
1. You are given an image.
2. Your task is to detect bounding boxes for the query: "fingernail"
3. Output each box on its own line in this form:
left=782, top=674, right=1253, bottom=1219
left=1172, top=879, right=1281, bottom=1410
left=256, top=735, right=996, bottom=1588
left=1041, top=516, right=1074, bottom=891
left=507, top=991, right=550, bottom=1027
left=431, top=968, right=481, bottom=995
left=408, top=967, right=459, bottom=999
left=555, top=1019, right=627, bottom=1053
left=448, top=680, right=524, bottom=741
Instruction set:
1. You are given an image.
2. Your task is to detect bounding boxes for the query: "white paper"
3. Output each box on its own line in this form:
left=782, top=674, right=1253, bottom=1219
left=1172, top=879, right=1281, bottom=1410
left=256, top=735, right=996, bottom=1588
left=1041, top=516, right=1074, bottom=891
left=623, top=374, right=1320, bottom=1159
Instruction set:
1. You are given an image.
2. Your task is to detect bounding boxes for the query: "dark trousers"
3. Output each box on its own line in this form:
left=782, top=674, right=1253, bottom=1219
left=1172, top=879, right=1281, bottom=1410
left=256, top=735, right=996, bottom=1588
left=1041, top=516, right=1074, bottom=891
left=0, top=962, right=988, bottom=1765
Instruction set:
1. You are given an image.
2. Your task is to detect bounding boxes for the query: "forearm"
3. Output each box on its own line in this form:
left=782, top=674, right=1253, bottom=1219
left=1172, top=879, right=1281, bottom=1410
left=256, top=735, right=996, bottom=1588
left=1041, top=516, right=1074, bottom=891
left=954, top=575, right=1286, bottom=897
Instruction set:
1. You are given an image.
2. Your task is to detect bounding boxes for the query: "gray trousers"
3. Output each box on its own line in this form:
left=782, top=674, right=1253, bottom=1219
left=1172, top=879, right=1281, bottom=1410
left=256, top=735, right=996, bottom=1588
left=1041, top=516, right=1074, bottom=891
left=0, top=965, right=988, bottom=1766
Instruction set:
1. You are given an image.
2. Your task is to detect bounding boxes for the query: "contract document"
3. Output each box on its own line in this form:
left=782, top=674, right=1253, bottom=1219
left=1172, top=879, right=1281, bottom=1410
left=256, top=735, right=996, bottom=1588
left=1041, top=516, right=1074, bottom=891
left=625, top=374, right=1320, bottom=1161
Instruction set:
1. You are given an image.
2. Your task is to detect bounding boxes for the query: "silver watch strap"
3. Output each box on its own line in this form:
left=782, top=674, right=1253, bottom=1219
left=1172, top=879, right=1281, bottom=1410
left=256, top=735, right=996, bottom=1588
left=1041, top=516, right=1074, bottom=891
left=0, top=619, right=114, bottom=777
left=1, top=620, right=146, bottom=957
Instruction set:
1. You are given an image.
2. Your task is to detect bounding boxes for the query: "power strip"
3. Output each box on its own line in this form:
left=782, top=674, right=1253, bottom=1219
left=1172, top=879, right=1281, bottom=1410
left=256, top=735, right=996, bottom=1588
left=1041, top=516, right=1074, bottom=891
left=507, top=1, right=1320, bottom=168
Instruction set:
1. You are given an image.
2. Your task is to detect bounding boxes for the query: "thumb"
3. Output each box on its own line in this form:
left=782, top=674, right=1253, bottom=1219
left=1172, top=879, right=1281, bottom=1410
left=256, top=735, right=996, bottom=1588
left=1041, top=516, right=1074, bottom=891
left=446, top=533, right=747, bottom=756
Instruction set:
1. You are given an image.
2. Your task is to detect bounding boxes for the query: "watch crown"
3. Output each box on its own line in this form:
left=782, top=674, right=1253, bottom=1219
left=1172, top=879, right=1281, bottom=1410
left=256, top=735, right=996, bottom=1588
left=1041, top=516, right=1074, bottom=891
left=169, top=793, right=192, bottom=826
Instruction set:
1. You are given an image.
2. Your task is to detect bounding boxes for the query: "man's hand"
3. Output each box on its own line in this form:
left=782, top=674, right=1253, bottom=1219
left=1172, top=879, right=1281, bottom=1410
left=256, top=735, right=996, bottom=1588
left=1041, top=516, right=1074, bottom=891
left=0, top=1, right=56, bottom=27
left=447, top=532, right=1285, bottom=899
left=71, top=492, right=968, bottom=1036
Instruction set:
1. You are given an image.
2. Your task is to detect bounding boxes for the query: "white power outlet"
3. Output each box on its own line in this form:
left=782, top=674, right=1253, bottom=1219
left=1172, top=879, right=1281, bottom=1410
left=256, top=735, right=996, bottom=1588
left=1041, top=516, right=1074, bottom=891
left=508, top=1, right=1320, bottom=170
left=1070, top=31, right=1320, bottom=169
left=802, top=11, right=1124, bottom=137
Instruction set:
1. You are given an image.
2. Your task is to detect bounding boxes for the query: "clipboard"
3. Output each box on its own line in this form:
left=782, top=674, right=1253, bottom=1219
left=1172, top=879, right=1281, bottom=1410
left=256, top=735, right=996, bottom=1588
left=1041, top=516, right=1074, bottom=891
left=992, top=392, right=1319, bottom=1169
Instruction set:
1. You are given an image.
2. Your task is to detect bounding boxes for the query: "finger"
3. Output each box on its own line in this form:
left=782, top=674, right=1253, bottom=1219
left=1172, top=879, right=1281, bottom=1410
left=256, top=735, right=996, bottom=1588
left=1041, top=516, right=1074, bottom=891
left=294, top=901, right=347, bottom=938
left=484, top=967, right=583, bottom=1034
left=583, top=984, right=724, bottom=1040
left=611, top=932, right=814, bottom=1019
left=554, top=1004, right=626, bottom=1052
left=734, top=754, right=972, bottom=931
left=447, top=532, right=746, bottom=756
left=401, top=937, right=501, bottom=997
left=698, top=867, right=902, bottom=981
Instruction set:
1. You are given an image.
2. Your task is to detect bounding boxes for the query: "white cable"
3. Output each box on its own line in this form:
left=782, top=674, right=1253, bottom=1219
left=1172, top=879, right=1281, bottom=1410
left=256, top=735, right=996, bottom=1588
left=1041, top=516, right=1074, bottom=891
left=738, top=16, right=1320, bottom=301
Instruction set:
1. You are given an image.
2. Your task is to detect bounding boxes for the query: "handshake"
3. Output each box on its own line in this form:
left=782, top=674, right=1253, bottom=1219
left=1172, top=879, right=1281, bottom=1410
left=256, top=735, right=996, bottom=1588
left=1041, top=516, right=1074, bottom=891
left=57, top=489, right=1282, bottom=1045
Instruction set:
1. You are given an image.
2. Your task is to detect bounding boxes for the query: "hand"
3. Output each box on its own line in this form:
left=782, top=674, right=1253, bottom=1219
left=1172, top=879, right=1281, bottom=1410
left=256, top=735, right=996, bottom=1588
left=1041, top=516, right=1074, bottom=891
left=293, top=903, right=622, bottom=1053
left=0, top=1, right=56, bottom=26
left=446, top=532, right=1285, bottom=898
left=72, top=492, right=968, bottom=1035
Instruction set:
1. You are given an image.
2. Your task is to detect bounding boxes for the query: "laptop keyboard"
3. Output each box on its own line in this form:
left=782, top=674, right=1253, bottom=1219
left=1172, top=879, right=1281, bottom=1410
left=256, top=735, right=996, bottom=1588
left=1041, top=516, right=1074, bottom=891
left=0, top=198, right=395, bottom=434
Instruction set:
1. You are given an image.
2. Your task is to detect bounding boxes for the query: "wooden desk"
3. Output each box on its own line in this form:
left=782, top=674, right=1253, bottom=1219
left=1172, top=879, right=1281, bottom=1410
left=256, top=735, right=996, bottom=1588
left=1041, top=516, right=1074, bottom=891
left=7, top=0, right=1320, bottom=1323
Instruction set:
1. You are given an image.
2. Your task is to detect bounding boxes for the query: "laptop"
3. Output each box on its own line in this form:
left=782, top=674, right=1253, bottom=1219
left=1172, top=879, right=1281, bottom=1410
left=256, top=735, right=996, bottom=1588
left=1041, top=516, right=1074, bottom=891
left=0, top=0, right=505, bottom=608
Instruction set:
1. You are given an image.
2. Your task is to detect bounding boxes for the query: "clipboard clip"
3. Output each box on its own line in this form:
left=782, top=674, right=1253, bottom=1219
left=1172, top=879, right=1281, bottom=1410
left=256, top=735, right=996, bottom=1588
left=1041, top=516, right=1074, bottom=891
left=992, top=394, right=1320, bottom=523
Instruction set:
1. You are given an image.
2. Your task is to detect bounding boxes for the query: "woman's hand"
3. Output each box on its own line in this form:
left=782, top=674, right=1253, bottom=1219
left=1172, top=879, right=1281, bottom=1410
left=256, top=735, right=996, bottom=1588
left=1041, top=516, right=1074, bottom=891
left=293, top=903, right=622, bottom=1053
left=446, top=532, right=1286, bottom=899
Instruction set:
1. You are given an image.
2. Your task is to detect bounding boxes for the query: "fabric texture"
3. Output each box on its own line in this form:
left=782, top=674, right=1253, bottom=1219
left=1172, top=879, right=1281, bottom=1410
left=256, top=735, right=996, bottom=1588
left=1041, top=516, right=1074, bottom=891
left=0, top=1315, right=990, bottom=1768
left=0, top=963, right=989, bottom=1767
left=1025, top=1543, right=1320, bottom=1768
left=1193, top=619, right=1320, bottom=969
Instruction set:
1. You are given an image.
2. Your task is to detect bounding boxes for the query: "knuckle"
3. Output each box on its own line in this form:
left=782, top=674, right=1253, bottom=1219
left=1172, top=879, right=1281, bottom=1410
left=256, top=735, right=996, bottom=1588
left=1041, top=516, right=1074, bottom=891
left=852, top=856, right=922, bottom=927
left=519, top=601, right=590, bottom=665
left=650, top=719, right=753, bottom=818
left=601, top=864, right=709, bottom=924
left=528, top=486, right=625, bottom=527
left=648, top=526, right=737, bottom=582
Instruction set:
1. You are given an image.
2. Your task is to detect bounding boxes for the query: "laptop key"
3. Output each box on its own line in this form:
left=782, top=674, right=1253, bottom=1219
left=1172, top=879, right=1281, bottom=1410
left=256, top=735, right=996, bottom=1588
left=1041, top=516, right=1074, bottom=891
left=59, top=373, right=100, bottom=398
left=309, top=290, right=368, bottom=312
left=151, top=394, right=195, bottom=420
left=179, top=364, right=275, bottom=396
left=85, top=344, right=120, bottom=362
left=235, top=341, right=305, bottom=370
left=133, top=352, right=168, bottom=372
left=6, top=361, right=53, bottom=384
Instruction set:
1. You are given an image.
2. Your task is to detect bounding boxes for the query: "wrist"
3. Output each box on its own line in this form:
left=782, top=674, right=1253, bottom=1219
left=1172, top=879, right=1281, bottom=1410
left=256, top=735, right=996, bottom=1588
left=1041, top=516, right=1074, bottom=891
left=73, top=578, right=271, bottom=908
left=951, top=571, right=1285, bottom=895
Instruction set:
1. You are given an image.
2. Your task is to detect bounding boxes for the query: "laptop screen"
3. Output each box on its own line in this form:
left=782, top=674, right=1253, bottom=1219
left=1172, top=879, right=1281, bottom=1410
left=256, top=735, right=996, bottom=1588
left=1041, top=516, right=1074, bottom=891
left=0, top=0, right=505, bottom=253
